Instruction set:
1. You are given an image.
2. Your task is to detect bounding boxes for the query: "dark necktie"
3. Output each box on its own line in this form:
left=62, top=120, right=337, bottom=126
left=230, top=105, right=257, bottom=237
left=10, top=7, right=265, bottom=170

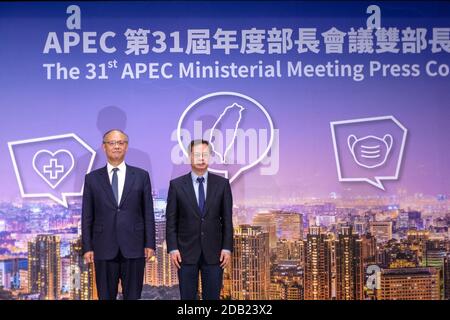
left=197, top=176, right=205, bottom=215
left=112, top=168, right=119, bottom=205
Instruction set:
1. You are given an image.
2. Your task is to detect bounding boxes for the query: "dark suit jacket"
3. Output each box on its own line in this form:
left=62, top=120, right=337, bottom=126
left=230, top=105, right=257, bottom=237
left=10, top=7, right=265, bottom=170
left=165, top=172, right=233, bottom=264
left=81, top=164, right=155, bottom=260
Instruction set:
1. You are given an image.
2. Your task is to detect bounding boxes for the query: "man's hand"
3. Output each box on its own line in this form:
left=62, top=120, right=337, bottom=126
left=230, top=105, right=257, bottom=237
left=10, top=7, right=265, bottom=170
left=83, top=251, right=94, bottom=264
left=145, top=248, right=155, bottom=262
left=220, top=250, right=231, bottom=268
left=170, top=250, right=182, bottom=269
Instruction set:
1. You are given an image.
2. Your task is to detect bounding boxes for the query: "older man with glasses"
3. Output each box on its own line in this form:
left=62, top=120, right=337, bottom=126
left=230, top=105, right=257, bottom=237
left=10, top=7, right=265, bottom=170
left=81, top=129, right=155, bottom=300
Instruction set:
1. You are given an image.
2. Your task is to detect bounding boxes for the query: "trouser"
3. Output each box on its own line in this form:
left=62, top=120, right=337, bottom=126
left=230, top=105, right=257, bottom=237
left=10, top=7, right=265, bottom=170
left=94, top=250, right=145, bottom=300
left=178, top=252, right=223, bottom=300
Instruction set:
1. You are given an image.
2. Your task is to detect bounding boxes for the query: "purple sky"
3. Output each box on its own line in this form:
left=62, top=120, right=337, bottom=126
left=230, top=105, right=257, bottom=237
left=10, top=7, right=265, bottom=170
left=0, top=2, right=449, bottom=203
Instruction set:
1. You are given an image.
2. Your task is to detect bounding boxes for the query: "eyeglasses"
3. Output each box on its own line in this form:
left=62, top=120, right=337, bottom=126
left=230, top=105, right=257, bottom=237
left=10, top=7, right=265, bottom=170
left=103, top=140, right=128, bottom=147
left=192, top=152, right=210, bottom=158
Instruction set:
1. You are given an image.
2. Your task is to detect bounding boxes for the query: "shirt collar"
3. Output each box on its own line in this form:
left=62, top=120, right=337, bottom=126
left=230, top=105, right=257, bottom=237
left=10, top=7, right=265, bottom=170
left=191, top=170, right=208, bottom=183
left=107, top=161, right=126, bottom=174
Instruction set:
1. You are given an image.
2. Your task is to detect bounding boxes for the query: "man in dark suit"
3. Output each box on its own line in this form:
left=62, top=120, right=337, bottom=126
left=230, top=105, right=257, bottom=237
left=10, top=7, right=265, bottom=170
left=166, top=139, right=233, bottom=300
left=82, top=129, right=155, bottom=300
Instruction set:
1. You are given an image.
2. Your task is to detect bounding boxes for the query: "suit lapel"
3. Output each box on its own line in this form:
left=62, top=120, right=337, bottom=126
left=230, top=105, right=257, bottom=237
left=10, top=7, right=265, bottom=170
left=119, top=164, right=136, bottom=207
left=181, top=173, right=202, bottom=217
left=98, top=166, right=117, bottom=205
left=204, top=173, right=218, bottom=217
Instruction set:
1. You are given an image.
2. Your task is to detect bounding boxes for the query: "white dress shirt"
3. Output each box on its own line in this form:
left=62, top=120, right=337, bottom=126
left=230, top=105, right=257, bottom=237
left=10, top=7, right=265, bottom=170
left=107, top=161, right=126, bottom=205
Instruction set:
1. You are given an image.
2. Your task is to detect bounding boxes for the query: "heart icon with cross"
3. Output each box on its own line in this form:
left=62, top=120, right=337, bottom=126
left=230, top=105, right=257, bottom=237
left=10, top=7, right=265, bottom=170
left=32, top=149, right=75, bottom=189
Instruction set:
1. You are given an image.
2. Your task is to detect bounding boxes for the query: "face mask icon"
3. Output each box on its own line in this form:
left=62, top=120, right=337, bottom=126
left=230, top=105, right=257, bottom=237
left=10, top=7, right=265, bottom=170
left=347, top=134, right=393, bottom=169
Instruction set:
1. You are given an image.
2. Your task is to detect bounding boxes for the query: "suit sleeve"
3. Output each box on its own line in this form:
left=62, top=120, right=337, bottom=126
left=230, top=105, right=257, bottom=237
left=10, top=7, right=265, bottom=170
left=165, top=181, right=178, bottom=253
left=143, top=171, right=156, bottom=250
left=81, top=174, right=94, bottom=254
left=221, top=179, right=234, bottom=252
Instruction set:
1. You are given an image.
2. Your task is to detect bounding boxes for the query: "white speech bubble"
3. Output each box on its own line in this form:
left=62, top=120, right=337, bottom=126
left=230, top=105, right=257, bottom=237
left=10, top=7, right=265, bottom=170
left=330, top=115, right=407, bottom=190
left=8, top=133, right=96, bottom=207
left=177, top=92, right=274, bottom=183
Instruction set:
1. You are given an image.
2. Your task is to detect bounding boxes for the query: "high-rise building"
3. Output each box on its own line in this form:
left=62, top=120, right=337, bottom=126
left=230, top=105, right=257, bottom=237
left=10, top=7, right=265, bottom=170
left=335, top=226, right=363, bottom=300
left=276, top=239, right=304, bottom=264
left=69, top=238, right=97, bottom=300
left=444, top=254, right=450, bottom=300
left=19, top=269, right=28, bottom=292
left=231, top=225, right=270, bottom=300
left=273, top=211, right=303, bottom=241
left=0, top=258, right=27, bottom=290
left=329, top=232, right=337, bottom=299
left=28, top=244, right=39, bottom=295
left=80, top=264, right=97, bottom=300
left=361, top=233, right=377, bottom=264
left=0, top=260, right=6, bottom=289
left=408, top=211, right=423, bottom=230
left=369, top=221, right=392, bottom=243
left=397, top=211, right=409, bottom=230
left=28, top=235, right=61, bottom=300
left=406, top=230, right=429, bottom=265
left=270, top=260, right=303, bottom=300
left=61, top=257, right=71, bottom=296
left=161, top=241, right=178, bottom=286
left=424, top=240, right=446, bottom=268
left=304, top=226, right=332, bottom=300
left=147, top=243, right=178, bottom=287
left=397, top=211, right=423, bottom=231
left=424, top=240, right=446, bottom=299
left=221, top=266, right=232, bottom=300
left=407, top=230, right=430, bottom=242
left=424, top=248, right=446, bottom=269
left=144, top=256, right=158, bottom=286
left=376, top=267, right=440, bottom=300
left=148, top=199, right=178, bottom=287
left=253, top=211, right=277, bottom=250
left=353, top=221, right=366, bottom=235
left=154, top=216, right=166, bottom=285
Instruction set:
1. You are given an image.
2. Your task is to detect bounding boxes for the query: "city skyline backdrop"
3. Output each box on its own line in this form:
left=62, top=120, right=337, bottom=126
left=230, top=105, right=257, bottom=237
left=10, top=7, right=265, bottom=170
left=0, top=1, right=449, bottom=300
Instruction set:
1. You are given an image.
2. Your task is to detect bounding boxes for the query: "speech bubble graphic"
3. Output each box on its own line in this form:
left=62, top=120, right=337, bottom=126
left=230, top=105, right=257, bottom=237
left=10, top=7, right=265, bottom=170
left=177, top=92, right=275, bottom=183
left=8, top=133, right=96, bottom=207
left=330, top=116, right=407, bottom=190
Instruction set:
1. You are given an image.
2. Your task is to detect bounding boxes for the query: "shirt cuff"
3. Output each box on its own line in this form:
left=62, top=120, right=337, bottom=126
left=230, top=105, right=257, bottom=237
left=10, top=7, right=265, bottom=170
left=169, top=249, right=179, bottom=254
left=222, top=249, right=231, bottom=254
